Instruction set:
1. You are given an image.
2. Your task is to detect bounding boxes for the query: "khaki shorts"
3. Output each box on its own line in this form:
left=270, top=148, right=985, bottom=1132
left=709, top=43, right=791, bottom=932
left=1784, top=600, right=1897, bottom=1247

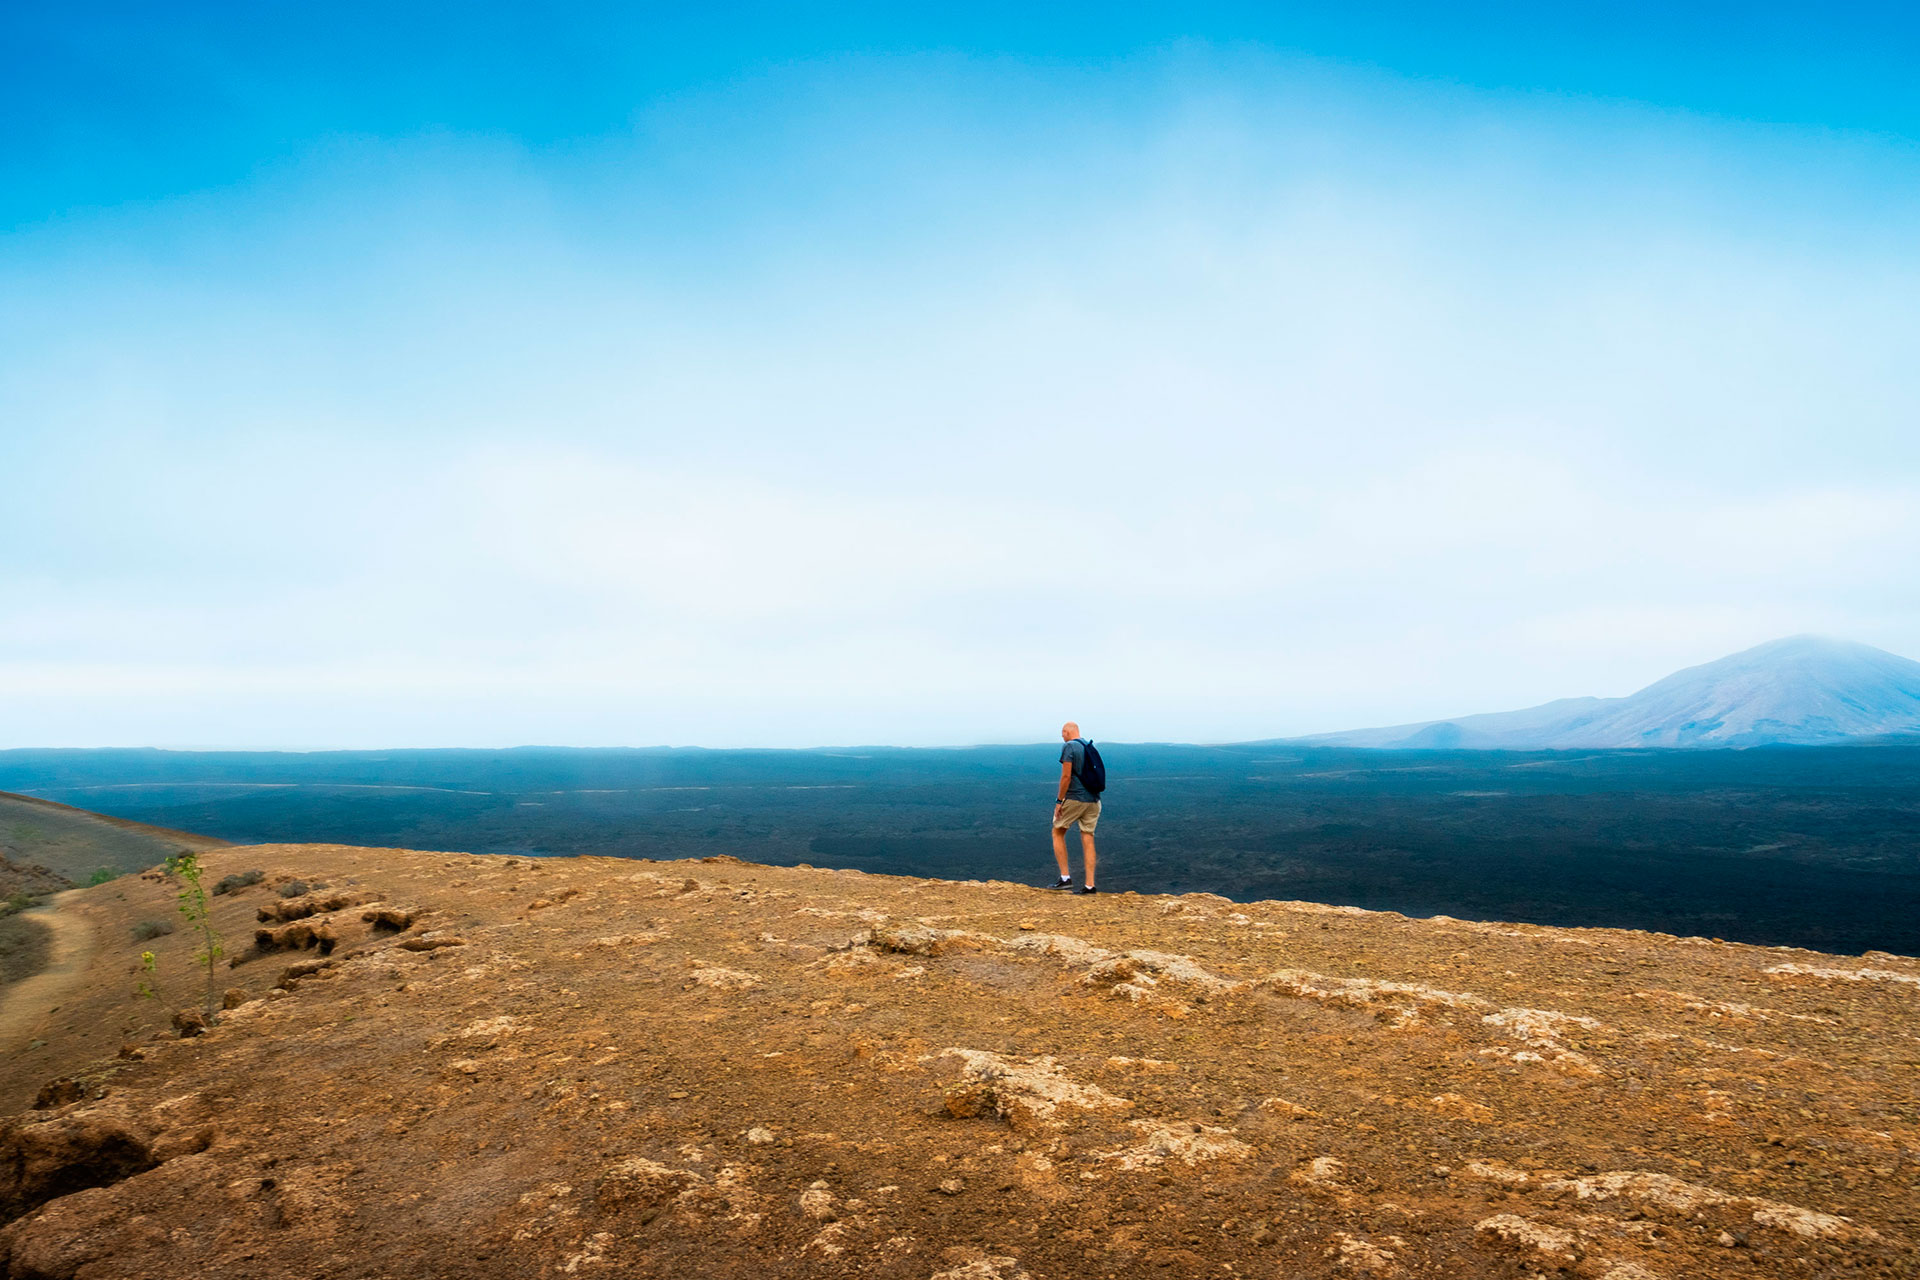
left=1053, top=799, right=1101, bottom=833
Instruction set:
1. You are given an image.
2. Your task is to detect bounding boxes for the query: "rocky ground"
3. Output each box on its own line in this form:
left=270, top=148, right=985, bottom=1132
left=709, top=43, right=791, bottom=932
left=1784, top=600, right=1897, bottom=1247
left=1, top=843, right=1916, bottom=1279
left=0, top=856, right=71, bottom=904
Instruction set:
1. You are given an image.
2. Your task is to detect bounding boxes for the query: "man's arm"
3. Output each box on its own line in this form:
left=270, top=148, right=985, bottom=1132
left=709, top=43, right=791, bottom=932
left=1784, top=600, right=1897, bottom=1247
left=1056, top=759, right=1073, bottom=806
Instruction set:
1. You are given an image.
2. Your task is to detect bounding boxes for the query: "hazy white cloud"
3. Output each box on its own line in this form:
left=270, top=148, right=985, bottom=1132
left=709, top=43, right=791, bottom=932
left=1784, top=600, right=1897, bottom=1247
left=3, top=50, right=1918, bottom=746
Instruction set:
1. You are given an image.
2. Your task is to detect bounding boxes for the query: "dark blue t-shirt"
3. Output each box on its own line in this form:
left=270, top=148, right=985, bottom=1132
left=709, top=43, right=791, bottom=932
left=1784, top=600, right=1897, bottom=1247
left=1060, top=739, right=1097, bottom=803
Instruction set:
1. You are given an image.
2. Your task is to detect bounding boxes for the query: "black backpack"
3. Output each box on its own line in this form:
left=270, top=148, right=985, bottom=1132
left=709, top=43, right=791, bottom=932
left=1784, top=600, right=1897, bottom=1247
left=1077, top=741, right=1107, bottom=796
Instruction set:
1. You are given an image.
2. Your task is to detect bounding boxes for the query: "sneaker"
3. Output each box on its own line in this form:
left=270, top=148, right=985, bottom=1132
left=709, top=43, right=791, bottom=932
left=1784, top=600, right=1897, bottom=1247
left=1042, top=877, right=1075, bottom=890
left=1074, top=885, right=1098, bottom=895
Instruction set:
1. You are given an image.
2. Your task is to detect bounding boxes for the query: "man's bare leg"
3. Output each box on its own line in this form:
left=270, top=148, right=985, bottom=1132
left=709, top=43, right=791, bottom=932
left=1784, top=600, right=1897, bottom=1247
left=1052, top=825, right=1072, bottom=880
left=1080, top=832, right=1097, bottom=888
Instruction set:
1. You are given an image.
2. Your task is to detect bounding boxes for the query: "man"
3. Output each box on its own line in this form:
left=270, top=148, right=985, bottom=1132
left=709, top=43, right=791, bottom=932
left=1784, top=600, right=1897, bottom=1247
left=1046, top=721, right=1100, bottom=894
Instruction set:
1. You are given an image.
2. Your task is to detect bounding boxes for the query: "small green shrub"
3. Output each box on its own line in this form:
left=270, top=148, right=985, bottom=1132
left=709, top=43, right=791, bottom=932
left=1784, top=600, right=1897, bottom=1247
left=136, top=949, right=165, bottom=1004
left=88, top=867, right=119, bottom=886
left=213, top=869, right=264, bottom=895
left=278, top=880, right=310, bottom=898
left=165, top=852, right=224, bottom=1022
left=131, top=918, right=175, bottom=941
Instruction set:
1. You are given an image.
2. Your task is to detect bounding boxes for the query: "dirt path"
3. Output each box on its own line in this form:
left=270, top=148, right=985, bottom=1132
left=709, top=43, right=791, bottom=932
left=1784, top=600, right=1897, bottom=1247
left=0, top=889, right=98, bottom=1064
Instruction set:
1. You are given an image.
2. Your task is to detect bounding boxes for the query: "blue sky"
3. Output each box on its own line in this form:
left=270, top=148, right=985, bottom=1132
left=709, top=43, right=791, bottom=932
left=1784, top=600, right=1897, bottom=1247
left=3, top=4, right=1918, bottom=747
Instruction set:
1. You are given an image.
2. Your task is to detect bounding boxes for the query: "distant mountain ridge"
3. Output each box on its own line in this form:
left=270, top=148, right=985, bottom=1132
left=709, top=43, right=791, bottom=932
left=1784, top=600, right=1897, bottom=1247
left=1302, top=635, right=1920, bottom=750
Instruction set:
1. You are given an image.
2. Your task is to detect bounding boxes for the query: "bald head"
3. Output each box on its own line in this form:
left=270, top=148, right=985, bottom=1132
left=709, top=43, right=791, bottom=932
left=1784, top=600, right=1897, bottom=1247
left=1060, top=722, right=1080, bottom=741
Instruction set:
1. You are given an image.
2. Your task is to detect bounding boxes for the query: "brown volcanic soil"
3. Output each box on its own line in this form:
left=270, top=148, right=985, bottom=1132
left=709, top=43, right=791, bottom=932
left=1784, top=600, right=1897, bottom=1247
left=2, top=844, right=1917, bottom=1280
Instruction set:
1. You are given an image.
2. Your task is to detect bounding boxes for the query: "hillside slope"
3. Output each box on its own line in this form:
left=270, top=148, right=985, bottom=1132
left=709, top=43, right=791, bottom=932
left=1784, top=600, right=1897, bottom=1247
left=0, top=791, right=225, bottom=886
left=1, top=845, right=1915, bottom=1278
left=1308, top=635, right=1920, bottom=749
